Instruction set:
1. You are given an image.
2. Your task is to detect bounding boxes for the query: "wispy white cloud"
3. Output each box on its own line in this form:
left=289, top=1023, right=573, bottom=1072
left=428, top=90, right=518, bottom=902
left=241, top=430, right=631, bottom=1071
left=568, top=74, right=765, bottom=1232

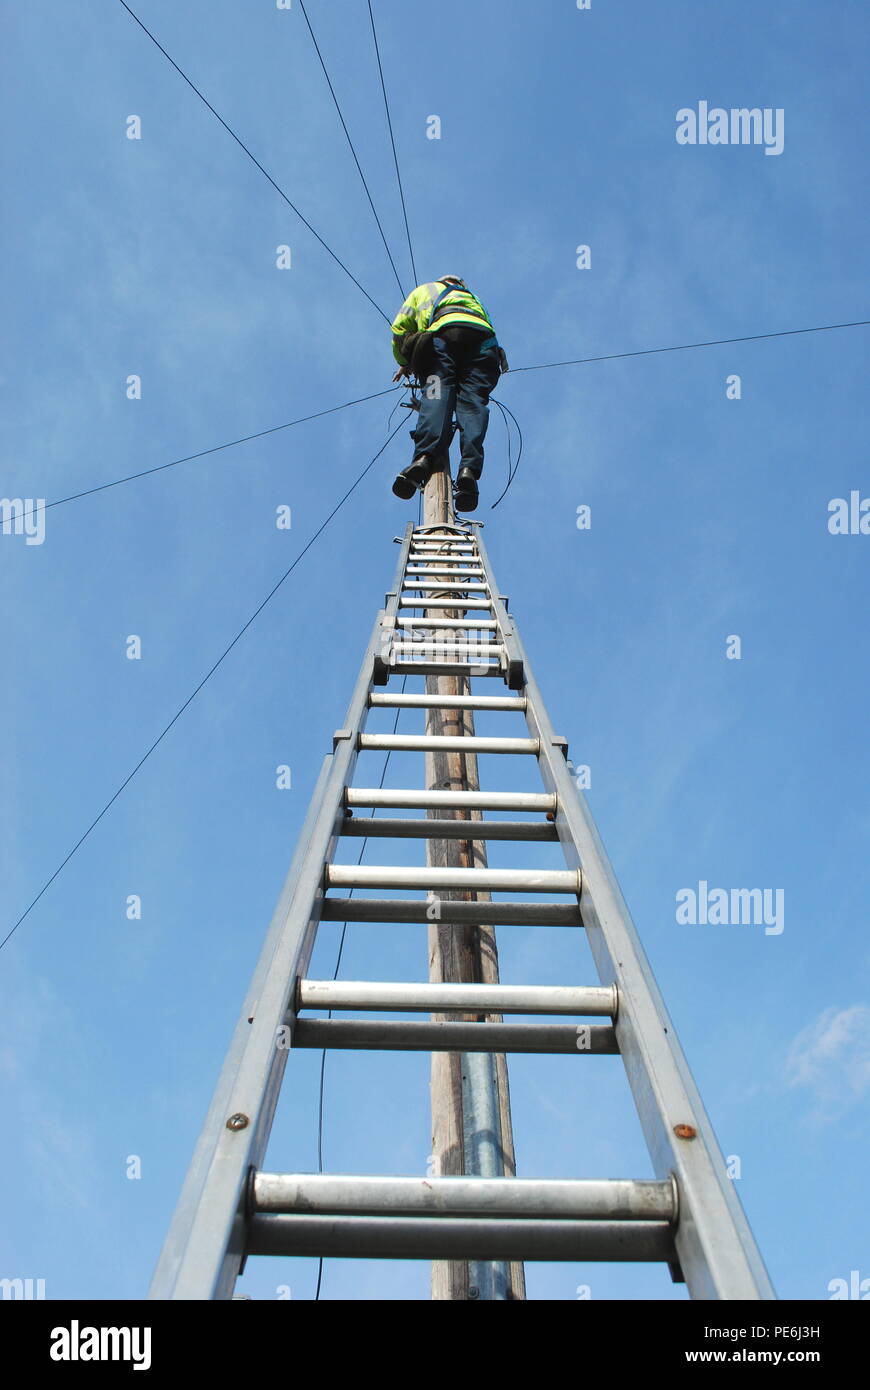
left=785, top=1004, right=870, bottom=1120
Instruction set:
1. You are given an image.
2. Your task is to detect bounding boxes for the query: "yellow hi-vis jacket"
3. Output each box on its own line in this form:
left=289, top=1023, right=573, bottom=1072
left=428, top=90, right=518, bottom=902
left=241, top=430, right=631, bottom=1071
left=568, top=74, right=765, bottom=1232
left=391, top=281, right=496, bottom=367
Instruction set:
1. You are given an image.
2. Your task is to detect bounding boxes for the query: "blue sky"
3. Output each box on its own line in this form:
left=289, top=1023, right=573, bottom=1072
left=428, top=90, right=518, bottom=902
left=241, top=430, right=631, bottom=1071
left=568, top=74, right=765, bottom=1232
left=1, top=0, right=867, bottom=1301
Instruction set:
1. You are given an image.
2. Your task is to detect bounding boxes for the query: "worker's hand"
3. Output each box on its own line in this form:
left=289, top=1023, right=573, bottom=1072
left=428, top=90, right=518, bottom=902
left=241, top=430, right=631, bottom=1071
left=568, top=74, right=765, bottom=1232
left=392, top=366, right=410, bottom=383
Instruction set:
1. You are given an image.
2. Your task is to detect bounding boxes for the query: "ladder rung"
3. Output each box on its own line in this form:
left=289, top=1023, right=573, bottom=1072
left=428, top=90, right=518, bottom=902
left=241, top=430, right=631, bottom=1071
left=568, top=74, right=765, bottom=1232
left=246, top=1215, right=674, bottom=1262
left=252, top=1174, right=673, bottom=1220
left=405, top=564, right=485, bottom=573
left=358, top=734, right=538, bottom=754
left=411, top=540, right=476, bottom=549
left=409, top=551, right=476, bottom=558
left=407, top=567, right=478, bottom=574
left=346, top=789, right=556, bottom=810
left=396, top=616, right=497, bottom=629
left=397, top=598, right=492, bottom=611
left=403, top=578, right=488, bottom=589
left=297, top=980, right=616, bottom=1015
left=384, top=660, right=504, bottom=677
left=369, top=693, right=526, bottom=710
left=326, top=865, right=581, bottom=893
left=292, top=1019, right=616, bottom=1053
left=404, top=572, right=485, bottom=582
left=320, top=898, right=582, bottom=926
left=342, top=817, right=557, bottom=841
left=410, top=546, right=476, bottom=555
left=390, top=642, right=503, bottom=656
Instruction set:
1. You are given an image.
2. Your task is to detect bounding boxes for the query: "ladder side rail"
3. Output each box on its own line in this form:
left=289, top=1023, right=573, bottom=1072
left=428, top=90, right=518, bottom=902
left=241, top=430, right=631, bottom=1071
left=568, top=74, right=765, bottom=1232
left=385, top=523, right=415, bottom=605
left=473, top=530, right=524, bottom=689
left=149, top=606, right=388, bottom=1300
left=501, top=618, right=776, bottom=1300
left=374, top=524, right=414, bottom=683
left=148, top=755, right=331, bottom=1300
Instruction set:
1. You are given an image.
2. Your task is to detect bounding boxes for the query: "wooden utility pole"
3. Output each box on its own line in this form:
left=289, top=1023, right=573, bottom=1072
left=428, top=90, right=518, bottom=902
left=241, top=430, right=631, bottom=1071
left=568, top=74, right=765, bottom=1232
left=422, top=460, right=525, bottom=1301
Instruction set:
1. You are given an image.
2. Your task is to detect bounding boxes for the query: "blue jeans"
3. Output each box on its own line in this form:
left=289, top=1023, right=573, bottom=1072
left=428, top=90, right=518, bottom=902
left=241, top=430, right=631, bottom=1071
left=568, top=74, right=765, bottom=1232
left=412, top=333, right=501, bottom=479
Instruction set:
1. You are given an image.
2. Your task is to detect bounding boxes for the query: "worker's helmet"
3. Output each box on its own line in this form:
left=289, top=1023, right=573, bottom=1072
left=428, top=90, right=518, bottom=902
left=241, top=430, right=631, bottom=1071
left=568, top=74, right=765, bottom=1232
left=438, top=275, right=466, bottom=288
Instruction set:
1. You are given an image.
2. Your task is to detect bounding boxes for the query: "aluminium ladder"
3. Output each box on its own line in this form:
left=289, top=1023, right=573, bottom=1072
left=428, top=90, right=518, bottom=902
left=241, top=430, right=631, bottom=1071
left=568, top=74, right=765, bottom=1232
left=150, top=520, right=775, bottom=1301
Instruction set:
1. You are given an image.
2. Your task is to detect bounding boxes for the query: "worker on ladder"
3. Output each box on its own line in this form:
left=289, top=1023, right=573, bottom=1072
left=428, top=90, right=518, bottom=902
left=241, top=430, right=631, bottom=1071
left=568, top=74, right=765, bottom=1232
left=390, top=275, right=507, bottom=513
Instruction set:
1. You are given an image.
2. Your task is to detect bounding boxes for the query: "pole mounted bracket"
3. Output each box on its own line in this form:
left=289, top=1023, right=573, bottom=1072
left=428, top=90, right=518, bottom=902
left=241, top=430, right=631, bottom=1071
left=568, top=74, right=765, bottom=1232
left=507, top=658, right=525, bottom=691
left=374, top=618, right=397, bottom=686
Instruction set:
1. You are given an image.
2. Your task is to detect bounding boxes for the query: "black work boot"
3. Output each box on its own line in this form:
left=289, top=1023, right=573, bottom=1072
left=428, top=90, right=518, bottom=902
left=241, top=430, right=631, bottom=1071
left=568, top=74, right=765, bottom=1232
left=454, top=466, right=479, bottom=513
left=392, top=454, right=430, bottom=499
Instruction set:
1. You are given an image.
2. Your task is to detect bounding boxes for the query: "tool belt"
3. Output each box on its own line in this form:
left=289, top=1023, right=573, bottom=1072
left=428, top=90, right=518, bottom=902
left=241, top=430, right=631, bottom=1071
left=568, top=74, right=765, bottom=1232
left=400, top=329, right=509, bottom=378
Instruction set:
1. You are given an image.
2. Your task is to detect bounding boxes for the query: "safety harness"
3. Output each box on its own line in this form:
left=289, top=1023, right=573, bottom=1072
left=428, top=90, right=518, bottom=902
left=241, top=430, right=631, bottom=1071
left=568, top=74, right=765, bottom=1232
left=427, top=283, right=492, bottom=330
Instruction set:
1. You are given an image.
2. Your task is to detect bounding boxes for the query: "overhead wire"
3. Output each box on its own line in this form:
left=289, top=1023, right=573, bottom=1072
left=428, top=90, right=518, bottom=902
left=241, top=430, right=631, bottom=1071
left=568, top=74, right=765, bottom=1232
left=0, top=417, right=407, bottom=954
left=509, top=318, right=870, bottom=374
left=385, top=386, right=411, bottom=434
left=117, top=18, right=868, bottom=371
left=487, top=320, right=870, bottom=505
left=15, top=387, right=402, bottom=526
left=298, top=0, right=406, bottom=300
left=116, top=0, right=392, bottom=323
left=16, top=318, right=867, bottom=530
left=491, top=399, right=514, bottom=509
left=20, top=18, right=870, bottom=950
left=489, top=398, right=524, bottom=510
left=8, top=315, right=861, bottom=530
left=366, top=0, right=418, bottom=287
